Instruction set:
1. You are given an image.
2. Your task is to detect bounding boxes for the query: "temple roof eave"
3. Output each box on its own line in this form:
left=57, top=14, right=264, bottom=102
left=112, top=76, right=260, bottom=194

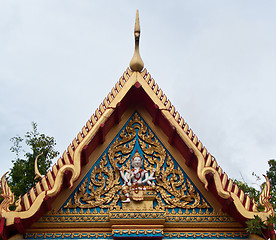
left=0, top=68, right=274, bottom=239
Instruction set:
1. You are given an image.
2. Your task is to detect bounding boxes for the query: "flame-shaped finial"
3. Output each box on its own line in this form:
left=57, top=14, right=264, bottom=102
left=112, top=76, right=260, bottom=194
left=129, top=10, right=144, bottom=72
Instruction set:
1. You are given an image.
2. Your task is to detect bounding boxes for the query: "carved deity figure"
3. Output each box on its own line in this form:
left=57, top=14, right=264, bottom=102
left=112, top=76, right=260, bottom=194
left=119, top=151, right=156, bottom=202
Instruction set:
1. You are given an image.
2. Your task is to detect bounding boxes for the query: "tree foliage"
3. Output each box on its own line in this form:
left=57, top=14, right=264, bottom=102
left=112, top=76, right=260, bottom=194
left=267, top=159, right=276, bottom=211
left=234, top=159, right=276, bottom=211
left=233, top=179, right=260, bottom=204
left=245, top=215, right=266, bottom=236
left=235, top=160, right=276, bottom=238
left=8, top=122, right=59, bottom=199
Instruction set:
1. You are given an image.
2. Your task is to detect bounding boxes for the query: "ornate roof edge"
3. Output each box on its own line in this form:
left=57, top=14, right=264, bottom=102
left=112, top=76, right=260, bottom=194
left=0, top=68, right=274, bottom=229
left=135, top=69, right=274, bottom=221
left=1, top=68, right=134, bottom=226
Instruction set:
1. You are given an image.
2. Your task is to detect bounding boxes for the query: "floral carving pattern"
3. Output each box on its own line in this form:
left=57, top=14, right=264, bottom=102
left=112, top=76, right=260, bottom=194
left=64, top=113, right=210, bottom=211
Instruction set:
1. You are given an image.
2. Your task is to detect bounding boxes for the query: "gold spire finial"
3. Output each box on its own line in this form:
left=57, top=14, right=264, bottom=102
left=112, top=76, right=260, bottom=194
left=129, top=10, right=144, bottom=72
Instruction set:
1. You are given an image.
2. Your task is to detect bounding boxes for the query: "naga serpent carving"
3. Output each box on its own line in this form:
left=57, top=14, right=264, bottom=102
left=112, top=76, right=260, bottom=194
left=0, top=172, right=14, bottom=213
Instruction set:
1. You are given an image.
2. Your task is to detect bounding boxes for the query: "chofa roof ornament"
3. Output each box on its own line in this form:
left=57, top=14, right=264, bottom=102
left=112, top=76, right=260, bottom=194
left=129, top=10, right=144, bottom=72
left=34, top=152, right=44, bottom=180
left=0, top=172, right=14, bottom=213
left=0, top=10, right=275, bottom=240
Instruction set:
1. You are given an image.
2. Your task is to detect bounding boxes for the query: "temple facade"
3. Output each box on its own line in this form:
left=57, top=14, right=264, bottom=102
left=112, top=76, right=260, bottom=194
left=0, top=10, right=274, bottom=240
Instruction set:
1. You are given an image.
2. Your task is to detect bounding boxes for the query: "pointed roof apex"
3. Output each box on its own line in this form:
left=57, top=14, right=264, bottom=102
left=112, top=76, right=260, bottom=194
left=134, top=9, right=140, bottom=34
left=129, top=10, right=144, bottom=72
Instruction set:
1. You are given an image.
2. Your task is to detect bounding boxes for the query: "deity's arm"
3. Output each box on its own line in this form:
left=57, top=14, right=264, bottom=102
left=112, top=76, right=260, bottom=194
left=129, top=169, right=134, bottom=178
left=142, top=169, right=156, bottom=186
left=141, top=171, right=148, bottom=183
left=125, top=171, right=133, bottom=186
left=125, top=171, right=130, bottom=182
left=148, top=168, right=156, bottom=179
left=120, top=169, right=129, bottom=184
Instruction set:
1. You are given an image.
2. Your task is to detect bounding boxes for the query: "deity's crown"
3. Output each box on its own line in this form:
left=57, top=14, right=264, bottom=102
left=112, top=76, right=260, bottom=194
left=132, top=150, right=142, bottom=159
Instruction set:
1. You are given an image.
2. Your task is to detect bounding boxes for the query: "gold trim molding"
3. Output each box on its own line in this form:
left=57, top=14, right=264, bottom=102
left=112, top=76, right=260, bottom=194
left=1, top=68, right=274, bottom=228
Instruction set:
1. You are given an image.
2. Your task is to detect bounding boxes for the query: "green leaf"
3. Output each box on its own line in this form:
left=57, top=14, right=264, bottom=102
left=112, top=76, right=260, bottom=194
left=7, top=122, right=59, bottom=200
left=245, top=216, right=266, bottom=236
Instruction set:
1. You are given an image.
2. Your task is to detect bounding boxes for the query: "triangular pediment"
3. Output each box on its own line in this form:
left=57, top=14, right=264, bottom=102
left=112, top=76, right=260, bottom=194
left=61, top=112, right=211, bottom=212
left=2, top=69, right=273, bottom=240
left=29, top=111, right=246, bottom=239
left=0, top=10, right=274, bottom=238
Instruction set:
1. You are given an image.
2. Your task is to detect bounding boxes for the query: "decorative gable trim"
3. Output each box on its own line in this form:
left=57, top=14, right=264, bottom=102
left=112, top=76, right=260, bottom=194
left=136, top=69, right=274, bottom=220
left=0, top=68, right=274, bottom=238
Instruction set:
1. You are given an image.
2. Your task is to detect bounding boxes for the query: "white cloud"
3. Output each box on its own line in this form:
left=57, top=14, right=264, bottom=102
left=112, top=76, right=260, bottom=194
left=0, top=1, right=275, bottom=189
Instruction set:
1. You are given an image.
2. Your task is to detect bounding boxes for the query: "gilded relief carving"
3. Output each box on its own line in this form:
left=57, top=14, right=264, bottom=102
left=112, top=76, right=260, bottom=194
left=63, top=113, right=210, bottom=212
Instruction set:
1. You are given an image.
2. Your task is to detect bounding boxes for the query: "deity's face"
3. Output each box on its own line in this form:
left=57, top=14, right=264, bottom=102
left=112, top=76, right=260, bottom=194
left=132, top=156, right=142, bottom=168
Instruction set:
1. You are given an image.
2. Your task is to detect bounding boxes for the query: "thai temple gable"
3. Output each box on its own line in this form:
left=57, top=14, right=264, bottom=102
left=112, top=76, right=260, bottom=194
left=55, top=112, right=213, bottom=213
left=0, top=10, right=274, bottom=240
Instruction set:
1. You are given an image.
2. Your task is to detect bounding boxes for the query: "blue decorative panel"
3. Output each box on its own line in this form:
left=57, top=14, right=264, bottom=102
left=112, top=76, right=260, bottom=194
left=24, top=112, right=245, bottom=240
left=59, top=112, right=212, bottom=214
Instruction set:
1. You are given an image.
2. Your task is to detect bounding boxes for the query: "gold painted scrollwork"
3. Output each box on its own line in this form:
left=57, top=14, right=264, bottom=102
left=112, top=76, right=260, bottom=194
left=64, top=113, right=209, bottom=211
left=64, top=117, right=138, bottom=210
left=65, top=154, right=124, bottom=209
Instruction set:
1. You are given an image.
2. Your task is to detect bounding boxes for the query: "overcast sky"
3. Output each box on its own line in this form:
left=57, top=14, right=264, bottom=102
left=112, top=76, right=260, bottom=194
left=1, top=1, right=276, bottom=190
